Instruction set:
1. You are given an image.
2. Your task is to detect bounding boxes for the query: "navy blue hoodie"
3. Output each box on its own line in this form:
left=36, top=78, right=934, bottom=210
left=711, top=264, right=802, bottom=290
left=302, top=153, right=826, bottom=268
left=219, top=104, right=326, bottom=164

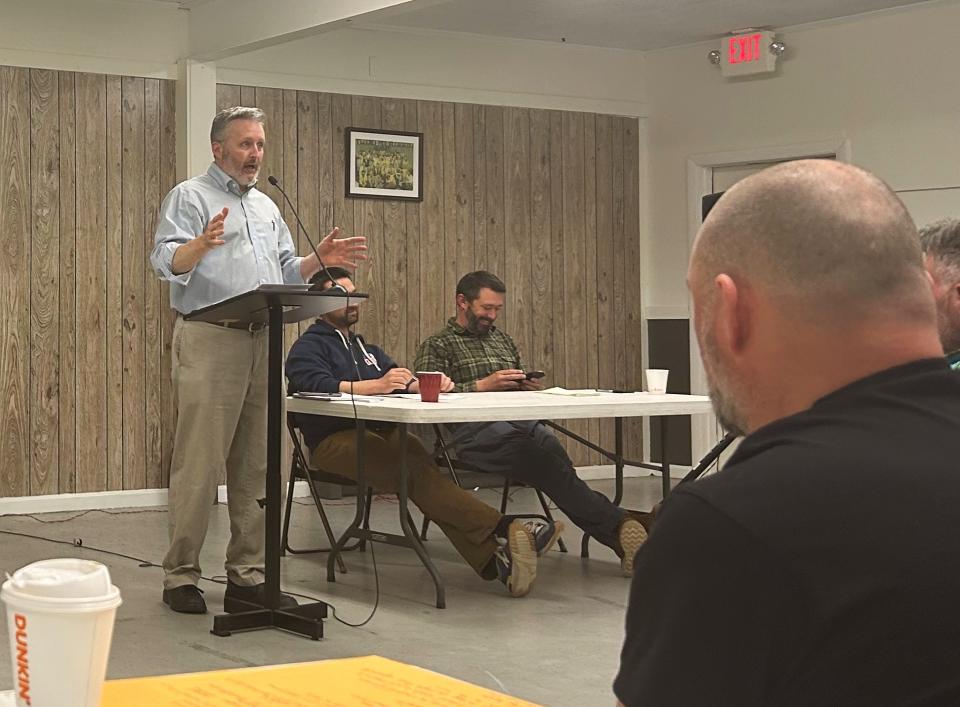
left=286, top=320, right=398, bottom=450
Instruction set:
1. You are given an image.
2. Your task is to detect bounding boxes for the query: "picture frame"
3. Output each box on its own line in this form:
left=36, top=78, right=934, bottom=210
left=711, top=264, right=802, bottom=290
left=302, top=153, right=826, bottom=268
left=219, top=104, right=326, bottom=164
left=345, top=127, right=423, bottom=201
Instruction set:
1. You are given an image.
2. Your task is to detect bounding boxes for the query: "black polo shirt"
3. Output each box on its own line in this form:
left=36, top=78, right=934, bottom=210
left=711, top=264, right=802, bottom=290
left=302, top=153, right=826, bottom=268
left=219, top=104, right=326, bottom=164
left=615, top=358, right=960, bottom=706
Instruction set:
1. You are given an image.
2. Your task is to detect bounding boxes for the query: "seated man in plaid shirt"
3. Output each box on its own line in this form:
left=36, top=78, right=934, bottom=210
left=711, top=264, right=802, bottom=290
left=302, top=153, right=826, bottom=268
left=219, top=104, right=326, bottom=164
left=286, top=268, right=563, bottom=598
left=414, top=270, right=647, bottom=576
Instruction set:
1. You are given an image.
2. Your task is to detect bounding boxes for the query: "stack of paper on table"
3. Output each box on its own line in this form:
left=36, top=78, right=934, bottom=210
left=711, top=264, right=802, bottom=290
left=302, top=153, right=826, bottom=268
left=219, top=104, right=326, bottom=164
left=291, top=392, right=385, bottom=403
left=100, top=655, right=539, bottom=706
left=540, top=387, right=603, bottom=396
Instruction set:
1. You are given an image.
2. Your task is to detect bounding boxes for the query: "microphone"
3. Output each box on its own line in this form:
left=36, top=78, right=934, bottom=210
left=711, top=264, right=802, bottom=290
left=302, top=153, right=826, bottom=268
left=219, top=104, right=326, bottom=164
left=266, top=175, right=347, bottom=294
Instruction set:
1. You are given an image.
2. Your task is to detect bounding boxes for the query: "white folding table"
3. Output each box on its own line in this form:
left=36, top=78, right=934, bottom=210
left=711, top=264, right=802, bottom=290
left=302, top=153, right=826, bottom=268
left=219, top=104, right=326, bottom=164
left=286, top=390, right=713, bottom=608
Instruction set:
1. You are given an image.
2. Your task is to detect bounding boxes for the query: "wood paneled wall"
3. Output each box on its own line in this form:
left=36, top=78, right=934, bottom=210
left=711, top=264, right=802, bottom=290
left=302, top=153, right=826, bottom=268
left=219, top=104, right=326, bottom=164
left=0, top=67, right=642, bottom=499
left=218, top=84, right=644, bottom=466
left=0, top=66, right=176, bottom=497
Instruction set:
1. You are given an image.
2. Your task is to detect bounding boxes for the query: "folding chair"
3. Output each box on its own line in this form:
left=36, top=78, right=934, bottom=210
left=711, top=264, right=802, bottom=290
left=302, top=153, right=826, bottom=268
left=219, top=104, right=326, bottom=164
left=281, top=413, right=374, bottom=574
left=423, top=423, right=568, bottom=553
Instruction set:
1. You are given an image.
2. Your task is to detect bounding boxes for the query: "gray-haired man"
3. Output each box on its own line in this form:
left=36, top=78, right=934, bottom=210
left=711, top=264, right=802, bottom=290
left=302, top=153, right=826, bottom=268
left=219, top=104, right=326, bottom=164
left=919, top=218, right=960, bottom=368
left=150, top=106, right=366, bottom=614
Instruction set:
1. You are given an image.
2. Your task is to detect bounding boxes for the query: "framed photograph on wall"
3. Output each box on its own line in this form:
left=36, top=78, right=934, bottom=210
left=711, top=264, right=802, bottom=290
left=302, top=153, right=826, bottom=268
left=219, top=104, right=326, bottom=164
left=346, top=127, right=423, bottom=201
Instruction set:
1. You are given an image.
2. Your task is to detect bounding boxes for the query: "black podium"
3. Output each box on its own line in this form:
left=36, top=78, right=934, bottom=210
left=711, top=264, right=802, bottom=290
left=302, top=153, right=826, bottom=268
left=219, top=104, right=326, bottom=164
left=184, top=284, right=366, bottom=640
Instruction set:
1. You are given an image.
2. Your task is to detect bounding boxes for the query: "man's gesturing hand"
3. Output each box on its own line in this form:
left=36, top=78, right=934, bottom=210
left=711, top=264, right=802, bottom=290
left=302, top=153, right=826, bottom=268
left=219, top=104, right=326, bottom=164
left=319, top=226, right=368, bottom=269
left=476, top=369, right=525, bottom=392
left=200, top=207, right=228, bottom=250
left=171, top=207, right=228, bottom=275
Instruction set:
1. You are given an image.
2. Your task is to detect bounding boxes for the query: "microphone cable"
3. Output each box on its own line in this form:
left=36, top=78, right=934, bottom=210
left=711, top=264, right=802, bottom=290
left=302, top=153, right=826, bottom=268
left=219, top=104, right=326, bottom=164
left=266, top=175, right=347, bottom=294
left=0, top=508, right=380, bottom=630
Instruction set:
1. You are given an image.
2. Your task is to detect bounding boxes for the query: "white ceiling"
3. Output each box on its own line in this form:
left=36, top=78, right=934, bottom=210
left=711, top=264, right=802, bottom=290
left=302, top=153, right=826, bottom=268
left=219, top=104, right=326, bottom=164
left=362, top=0, right=935, bottom=51
left=127, top=0, right=938, bottom=52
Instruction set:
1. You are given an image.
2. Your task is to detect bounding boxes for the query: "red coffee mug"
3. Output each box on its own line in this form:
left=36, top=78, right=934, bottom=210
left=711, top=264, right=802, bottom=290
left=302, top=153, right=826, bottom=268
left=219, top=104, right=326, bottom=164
left=416, top=371, right=443, bottom=403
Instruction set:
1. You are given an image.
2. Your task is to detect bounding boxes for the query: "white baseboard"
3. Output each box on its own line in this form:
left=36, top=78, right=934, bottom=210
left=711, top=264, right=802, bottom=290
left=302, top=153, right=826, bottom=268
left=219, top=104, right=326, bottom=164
left=0, top=488, right=170, bottom=516
left=1, top=467, right=689, bottom=515
left=216, top=481, right=314, bottom=504
left=0, top=484, right=312, bottom=517
left=225, top=467, right=687, bottom=502
left=576, top=464, right=690, bottom=481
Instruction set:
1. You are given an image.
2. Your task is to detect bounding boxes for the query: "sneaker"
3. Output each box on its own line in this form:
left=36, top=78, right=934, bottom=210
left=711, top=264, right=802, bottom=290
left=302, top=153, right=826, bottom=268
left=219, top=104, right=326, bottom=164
left=618, top=517, right=649, bottom=577
left=494, top=520, right=537, bottom=597
left=224, top=581, right=299, bottom=613
left=162, top=585, right=207, bottom=614
left=523, top=518, right=565, bottom=557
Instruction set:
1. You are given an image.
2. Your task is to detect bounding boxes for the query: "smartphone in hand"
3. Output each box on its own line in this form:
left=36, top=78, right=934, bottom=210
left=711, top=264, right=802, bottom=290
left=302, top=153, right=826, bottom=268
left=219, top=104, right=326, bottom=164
left=525, top=370, right=546, bottom=380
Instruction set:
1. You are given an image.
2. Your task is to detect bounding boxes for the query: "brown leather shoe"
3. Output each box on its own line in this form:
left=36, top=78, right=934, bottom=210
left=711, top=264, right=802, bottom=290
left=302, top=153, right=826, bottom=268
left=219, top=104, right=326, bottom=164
left=224, top=581, right=298, bottom=613
left=162, top=585, right=207, bottom=614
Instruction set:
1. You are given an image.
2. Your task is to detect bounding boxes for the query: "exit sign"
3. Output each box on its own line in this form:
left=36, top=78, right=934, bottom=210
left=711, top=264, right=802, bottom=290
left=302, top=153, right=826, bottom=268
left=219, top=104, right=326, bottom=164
left=721, top=30, right=778, bottom=77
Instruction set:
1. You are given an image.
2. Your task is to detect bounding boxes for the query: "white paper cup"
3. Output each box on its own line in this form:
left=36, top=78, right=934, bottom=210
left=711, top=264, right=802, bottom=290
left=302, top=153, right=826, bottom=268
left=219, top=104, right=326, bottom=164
left=645, top=369, right=670, bottom=394
left=2, top=559, right=122, bottom=707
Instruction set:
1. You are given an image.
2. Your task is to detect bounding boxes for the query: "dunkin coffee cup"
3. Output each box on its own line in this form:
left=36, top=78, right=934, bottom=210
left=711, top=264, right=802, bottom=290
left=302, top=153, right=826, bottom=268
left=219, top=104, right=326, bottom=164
left=645, top=369, right=670, bottom=395
left=416, top=371, right=443, bottom=403
left=2, top=558, right=122, bottom=707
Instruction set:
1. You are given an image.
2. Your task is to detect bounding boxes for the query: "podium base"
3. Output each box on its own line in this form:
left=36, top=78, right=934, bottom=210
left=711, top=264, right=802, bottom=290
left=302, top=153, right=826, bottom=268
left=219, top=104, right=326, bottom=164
left=211, top=601, right=328, bottom=640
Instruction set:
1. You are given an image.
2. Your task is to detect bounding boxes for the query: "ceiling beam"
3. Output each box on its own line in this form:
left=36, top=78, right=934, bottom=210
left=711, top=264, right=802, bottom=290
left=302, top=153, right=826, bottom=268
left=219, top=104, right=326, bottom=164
left=187, top=0, right=443, bottom=61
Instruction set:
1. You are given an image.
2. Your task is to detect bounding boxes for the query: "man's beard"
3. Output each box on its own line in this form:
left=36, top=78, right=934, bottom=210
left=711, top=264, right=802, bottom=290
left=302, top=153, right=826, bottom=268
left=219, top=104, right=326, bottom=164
left=937, top=306, right=960, bottom=354
left=327, top=308, right=359, bottom=329
left=240, top=167, right=259, bottom=187
left=465, top=308, right=493, bottom=335
left=701, top=333, right=748, bottom=437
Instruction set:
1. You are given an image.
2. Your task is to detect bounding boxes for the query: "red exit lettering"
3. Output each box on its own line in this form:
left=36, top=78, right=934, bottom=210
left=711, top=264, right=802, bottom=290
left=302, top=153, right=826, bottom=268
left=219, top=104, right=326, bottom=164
left=728, top=33, right=762, bottom=64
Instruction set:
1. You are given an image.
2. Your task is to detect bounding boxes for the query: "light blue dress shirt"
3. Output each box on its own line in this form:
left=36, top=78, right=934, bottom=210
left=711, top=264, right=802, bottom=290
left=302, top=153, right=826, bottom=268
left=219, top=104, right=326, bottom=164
left=150, top=163, right=304, bottom=314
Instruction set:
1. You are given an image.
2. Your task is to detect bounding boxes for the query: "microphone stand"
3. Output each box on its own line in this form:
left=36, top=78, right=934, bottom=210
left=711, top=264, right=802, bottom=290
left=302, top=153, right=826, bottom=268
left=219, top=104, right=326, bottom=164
left=267, top=175, right=348, bottom=294
left=678, top=431, right=738, bottom=486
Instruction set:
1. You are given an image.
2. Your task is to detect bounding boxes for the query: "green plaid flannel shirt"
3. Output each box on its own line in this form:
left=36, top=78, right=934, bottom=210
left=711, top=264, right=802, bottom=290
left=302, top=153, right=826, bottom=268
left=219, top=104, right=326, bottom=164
left=414, top=318, right=525, bottom=392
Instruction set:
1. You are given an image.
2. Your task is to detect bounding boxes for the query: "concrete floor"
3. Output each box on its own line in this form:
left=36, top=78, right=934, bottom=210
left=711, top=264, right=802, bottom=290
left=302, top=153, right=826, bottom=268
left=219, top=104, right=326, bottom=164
left=0, top=476, right=665, bottom=706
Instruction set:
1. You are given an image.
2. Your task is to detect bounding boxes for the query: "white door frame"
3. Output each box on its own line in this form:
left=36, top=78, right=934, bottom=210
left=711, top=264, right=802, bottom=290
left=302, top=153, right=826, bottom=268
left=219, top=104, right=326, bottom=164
left=685, top=137, right=852, bottom=464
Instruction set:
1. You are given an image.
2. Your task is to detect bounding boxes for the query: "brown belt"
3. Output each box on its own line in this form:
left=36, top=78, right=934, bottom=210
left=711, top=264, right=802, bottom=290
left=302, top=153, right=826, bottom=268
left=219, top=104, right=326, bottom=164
left=210, top=322, right=267, bottom=333
left=179, top=315, right=267, bottom=332
left=211, top=320, right=267, bottom=332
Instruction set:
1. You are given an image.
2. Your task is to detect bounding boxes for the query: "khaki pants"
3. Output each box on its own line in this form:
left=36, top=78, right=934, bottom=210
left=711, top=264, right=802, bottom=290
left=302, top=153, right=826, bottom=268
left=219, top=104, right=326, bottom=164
left=311, top=428, right=502, bottom=579
left=163, top=318, right=268, bottom=590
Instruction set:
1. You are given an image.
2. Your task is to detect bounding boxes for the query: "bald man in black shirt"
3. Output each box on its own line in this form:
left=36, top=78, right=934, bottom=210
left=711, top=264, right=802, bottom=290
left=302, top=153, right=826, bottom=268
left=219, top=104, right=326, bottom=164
left=615, top=161, right=960, bottom=706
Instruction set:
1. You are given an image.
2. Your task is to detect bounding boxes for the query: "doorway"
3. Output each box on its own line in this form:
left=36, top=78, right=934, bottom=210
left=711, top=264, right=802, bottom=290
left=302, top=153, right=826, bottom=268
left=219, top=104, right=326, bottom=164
left=685, top=140, right=849, bottom=471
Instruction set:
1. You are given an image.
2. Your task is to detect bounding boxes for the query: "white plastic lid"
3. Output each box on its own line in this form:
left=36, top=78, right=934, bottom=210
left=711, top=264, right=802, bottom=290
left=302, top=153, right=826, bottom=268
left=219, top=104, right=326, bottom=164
left=4, top=559, right=114, bottom=600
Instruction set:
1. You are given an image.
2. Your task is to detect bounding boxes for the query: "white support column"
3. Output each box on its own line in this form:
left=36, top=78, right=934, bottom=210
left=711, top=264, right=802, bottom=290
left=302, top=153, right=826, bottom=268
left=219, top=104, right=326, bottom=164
left=176, top=59, right=218, bottom=182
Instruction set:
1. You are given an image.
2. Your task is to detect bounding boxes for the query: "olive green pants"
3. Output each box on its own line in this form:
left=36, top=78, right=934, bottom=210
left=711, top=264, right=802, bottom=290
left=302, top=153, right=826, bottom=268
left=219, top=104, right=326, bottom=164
left=311, top=428, right=502, bottom=579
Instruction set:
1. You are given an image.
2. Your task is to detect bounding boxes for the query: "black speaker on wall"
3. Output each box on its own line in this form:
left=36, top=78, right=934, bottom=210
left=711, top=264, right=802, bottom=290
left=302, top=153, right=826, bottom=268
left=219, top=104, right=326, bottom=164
left=702, top=191, right=725, bottom=221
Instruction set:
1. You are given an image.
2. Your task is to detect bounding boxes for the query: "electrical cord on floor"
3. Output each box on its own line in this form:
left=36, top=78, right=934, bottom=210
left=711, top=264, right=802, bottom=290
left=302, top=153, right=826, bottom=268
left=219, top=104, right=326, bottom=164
left=0, top=508, right=381, bottom=629
left=0, top=527, right=163, bottom=569
left=288, top=539, right=380, bottom=629
left=0, top=507, right=168, bottom=524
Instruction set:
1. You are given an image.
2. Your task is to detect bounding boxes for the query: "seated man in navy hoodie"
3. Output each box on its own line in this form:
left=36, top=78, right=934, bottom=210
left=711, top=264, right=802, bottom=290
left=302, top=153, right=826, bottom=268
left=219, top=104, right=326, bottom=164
left=285, top=268, right=563, bottom=598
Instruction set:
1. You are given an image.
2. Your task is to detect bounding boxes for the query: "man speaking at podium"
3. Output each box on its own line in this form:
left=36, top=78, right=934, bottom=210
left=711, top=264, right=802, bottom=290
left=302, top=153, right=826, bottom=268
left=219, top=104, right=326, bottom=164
left=150, top=106, right=366, bottom=615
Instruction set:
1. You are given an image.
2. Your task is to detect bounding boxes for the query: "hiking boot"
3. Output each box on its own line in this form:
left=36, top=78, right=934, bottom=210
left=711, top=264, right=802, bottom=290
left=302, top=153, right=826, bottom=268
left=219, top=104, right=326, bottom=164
left=494, top=520, right=537, bottom=597
left=162, top=585, right=207, bottom=614
left=618, top=516, right=649, bottom=577
left=523, top=518, right=565, bottom=556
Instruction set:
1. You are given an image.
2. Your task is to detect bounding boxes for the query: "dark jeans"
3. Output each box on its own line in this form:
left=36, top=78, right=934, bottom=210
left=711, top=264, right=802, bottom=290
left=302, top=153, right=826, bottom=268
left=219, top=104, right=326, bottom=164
left=453, top=420, right=626, bottom=552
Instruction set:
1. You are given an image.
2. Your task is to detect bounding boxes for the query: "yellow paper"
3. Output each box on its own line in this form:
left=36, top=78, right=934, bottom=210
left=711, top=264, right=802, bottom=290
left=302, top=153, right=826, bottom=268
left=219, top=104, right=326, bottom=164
left=101, top=655, right=539, bottom=706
